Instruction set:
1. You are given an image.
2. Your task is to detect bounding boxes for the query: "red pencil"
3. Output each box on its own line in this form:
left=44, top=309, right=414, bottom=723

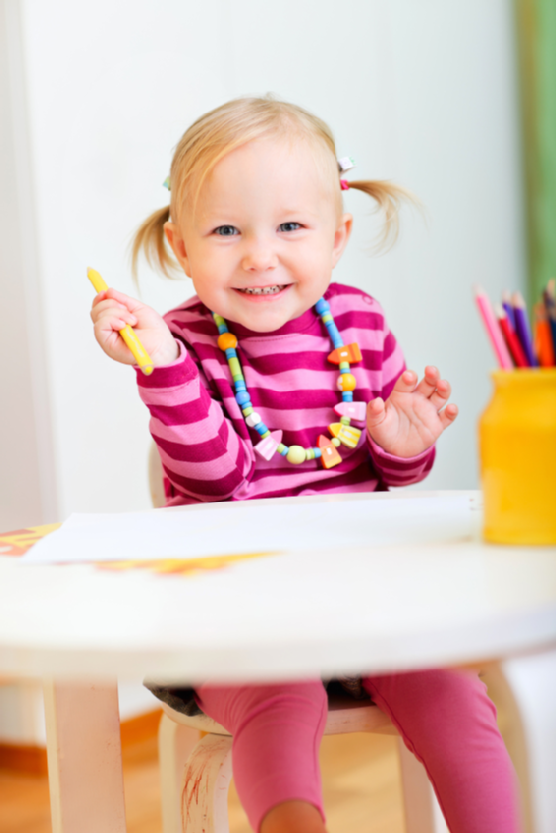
left=495, top=304, right=528, bottom=367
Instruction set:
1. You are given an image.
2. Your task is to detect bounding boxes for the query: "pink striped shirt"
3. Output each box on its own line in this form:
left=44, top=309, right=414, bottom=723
left=136, top=283, right=435, bottom=505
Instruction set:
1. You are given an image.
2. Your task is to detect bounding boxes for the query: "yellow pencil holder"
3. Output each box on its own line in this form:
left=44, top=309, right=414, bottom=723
left=479, top=369, right=556, bottom=544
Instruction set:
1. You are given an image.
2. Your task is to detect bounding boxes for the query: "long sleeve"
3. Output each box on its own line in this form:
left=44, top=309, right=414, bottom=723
left=136, top=341, right=256, bottom=503
left=367, top=435, right=436, bottom=487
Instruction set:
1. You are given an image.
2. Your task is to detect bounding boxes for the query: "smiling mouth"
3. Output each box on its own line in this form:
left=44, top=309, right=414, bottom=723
left=236, top=285, right=288, bottom=296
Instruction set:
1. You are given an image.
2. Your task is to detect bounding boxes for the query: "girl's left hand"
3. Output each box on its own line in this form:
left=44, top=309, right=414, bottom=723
left=366, top=366, right=458, bottom=458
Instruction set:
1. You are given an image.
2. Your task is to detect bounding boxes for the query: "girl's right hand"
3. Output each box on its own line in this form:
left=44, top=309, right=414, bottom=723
left=90, top=288, right=180, bottom=367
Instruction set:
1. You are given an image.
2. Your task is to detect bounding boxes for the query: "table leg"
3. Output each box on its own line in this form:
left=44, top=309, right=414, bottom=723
left=43, top=679, right=127, bottom=833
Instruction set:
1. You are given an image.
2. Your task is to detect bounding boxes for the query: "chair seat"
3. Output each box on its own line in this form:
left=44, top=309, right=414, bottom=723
left=160, top=692, right=396, bottom=737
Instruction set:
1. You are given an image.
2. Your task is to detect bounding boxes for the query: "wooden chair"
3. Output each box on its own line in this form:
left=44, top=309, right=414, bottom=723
left=148, top=443, right=447, bottom=833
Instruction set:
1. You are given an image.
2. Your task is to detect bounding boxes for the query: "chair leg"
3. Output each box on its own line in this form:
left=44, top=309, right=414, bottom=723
left=181, top=733, right=233, bottom=833
left=397, top=738, right=447, bottom=833
left=159, top=714, right=202, bottom=833
left=501, top=650, right=556, bottom=833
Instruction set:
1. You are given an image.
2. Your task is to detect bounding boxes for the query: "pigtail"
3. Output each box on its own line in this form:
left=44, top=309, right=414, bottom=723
left=347, top=180, right=421, bottom=252
left=131, top=205, right=178, bottom=280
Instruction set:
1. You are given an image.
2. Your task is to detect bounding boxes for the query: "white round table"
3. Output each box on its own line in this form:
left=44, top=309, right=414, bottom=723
left=1, top=490, right=555, bottom=833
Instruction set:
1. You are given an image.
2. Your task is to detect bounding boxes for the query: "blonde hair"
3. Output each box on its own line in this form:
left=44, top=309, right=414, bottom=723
left=131, top=95, right=417, bottom=278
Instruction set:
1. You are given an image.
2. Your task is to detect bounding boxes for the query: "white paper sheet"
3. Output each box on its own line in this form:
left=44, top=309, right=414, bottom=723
left=22, top=494, right=479, bottom=565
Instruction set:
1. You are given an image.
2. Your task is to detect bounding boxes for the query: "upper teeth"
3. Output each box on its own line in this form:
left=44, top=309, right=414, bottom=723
left=239, top=285, right=284, bottom=295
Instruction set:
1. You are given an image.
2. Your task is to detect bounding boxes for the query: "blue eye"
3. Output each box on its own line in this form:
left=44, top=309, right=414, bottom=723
left=214, top=225, right=239, bottom=236
left=279, top=223, right=301, bottom=232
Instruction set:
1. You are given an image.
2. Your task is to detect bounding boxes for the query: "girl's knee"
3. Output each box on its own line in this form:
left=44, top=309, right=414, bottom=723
left=364, top=668, right=497, bottom=733
left=197, top=680, right=327, bottom=735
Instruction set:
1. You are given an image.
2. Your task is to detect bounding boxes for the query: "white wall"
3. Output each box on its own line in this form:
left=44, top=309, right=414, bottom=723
left=0, top=1, right=57, bottom=530
left=0, top=0, right=525, bottom=737
left=10, top=0, right=524, bottom=521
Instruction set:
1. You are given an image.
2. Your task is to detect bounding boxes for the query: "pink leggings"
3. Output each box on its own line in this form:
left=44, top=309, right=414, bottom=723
left=196, top=669, right=521, bottom=833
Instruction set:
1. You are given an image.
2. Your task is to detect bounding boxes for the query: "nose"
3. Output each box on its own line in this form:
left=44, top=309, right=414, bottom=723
left=241, top=235, right=278, bottom=273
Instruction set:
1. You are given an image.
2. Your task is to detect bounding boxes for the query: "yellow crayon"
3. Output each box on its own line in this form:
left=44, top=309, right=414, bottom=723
left=87, top=268, right=154, bottom=375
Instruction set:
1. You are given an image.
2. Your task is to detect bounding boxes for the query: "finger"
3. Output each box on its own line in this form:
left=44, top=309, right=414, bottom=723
left=366, top=396, right=386, bottom=428
left=415, top=365, right=440, bottom=398
left=105, top=287, right=144, bottom=314
left=94, top=306, right=138, bottom=331
left=91, top=290, right=108, bottom=308
left=438, top=403, right=458, bottom=430
left=429, top=379, right=452, bottom=410
left=91, top=298, right=138, bottom=326
left=392, top=370, right=418, bottom=394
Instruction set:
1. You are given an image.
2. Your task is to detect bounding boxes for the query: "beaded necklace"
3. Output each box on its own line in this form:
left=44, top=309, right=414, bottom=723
left=212, top=298, right=367, bottom=469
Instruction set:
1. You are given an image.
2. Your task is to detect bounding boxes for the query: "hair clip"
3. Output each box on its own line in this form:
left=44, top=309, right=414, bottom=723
left=340, top=179, right=350, bottom=191
left=337, top=156, right=356, bottom=173
left=163, top=176, right=171, bottom=191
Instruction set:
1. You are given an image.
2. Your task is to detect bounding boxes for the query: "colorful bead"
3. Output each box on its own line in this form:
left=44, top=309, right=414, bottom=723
left=325, top=323, right=341, bottom=343
left=342, top=391, right=354, bottom=402
left=245, top=412, right=261, bottom=427
left=327, top=343, right=362, bottom=365
left=218, top=332, right=238, bottom=350
left=328, top=422, right=361, bottom=448
left=306, top=448, right=315, bottom=460
left=336, top=373, right=356, bottom=392
left=321, top=313, right=333, bottom=324
left=255, top=422, right=269, bottom=435
left=228, top=357, right=242, bottom=377
left=315, top=299, right=330, bottom=315
left=286, top=446, right=307, bottom=464
left=224, top=348, right=236, bottom=360
left=254, top=430, right=283, bottom=461
left=335, top=401, right=366, bottom=422
left=313, top=447, right=322, bottom=458
left=331, top=438, right=341, bottom=447
left=320, top=443, right=342, bottom=469
left=235, top=391, right=251, bottom=406
left=340, top=416, right=351, bottom=425
left=213, top=314, right=226, bottom=328
left=242, top=406, right=254, bottom=417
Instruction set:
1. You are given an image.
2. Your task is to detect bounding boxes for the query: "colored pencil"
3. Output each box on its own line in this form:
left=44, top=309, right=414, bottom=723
left=511, top=291, right=538, bottom=367
left=544, top=279, right=556, bottom=357
left=533, top=302, right=555, bottom=367
left=473, top=286, right=513, bottom=369
left=501, top=289, right=515, bottom=329
left=87, top=268, right=154, bottom=375
left=495, top=305, right=528, bottom=367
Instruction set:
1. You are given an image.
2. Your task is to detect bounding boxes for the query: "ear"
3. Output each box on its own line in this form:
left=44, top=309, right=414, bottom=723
left=164, top=223, right=192, bottom=277
left=332, top=213, right=353, bottom=267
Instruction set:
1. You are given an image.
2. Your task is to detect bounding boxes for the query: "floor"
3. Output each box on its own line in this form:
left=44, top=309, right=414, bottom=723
left=0, top=731, right=405, bottom=833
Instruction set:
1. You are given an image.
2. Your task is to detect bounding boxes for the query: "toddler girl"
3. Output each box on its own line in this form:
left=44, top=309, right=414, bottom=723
left=91, top=97, right=520, bottom=833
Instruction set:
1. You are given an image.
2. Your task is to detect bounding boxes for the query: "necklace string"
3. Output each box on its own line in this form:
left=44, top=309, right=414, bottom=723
left=212, top=298, right=366, bottom=467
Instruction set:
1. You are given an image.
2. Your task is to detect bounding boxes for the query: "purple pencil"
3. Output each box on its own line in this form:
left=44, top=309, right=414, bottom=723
left=502, top=289, right=515, bottom=329
left=511, top=291, right=538, bottom=367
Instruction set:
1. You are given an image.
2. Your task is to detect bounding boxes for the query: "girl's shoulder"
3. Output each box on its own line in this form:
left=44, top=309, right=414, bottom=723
left=163, top=292, right=206, bottom=320
left=324, top=282, right=387, bottom=327
left=163, top=293, right=212, bottom=333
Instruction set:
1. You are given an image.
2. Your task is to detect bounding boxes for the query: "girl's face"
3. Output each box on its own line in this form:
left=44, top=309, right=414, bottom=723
left=165, top=137, right=352, bottom=332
